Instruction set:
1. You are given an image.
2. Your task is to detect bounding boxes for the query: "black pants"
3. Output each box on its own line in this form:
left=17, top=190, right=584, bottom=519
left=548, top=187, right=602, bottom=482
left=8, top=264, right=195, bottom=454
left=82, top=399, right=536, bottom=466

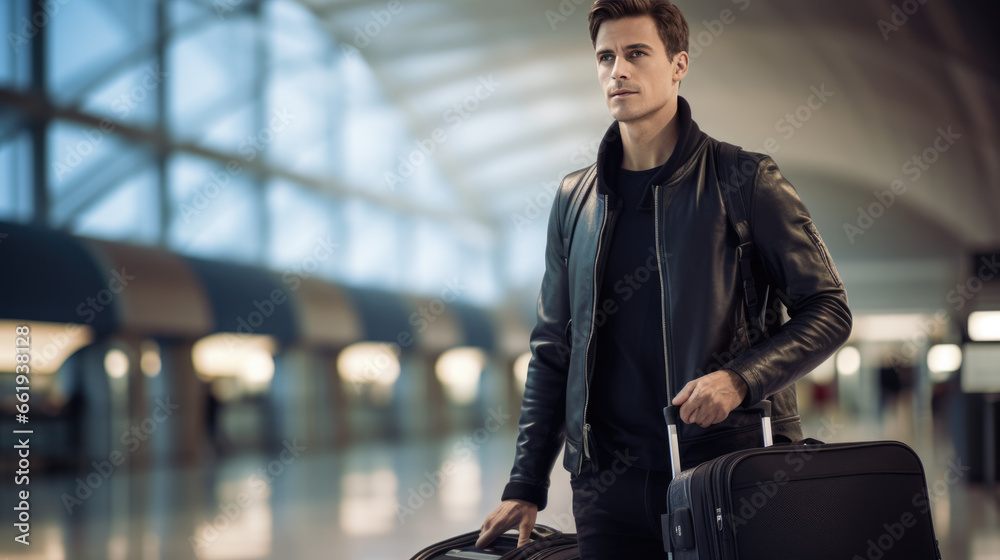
left=570, top=458, right=671, bottom=559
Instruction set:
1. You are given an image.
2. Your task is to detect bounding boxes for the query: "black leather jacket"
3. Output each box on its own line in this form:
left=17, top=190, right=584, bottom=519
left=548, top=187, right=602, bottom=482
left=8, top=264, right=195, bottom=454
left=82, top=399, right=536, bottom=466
left=502, top=105, right=853, bottom=510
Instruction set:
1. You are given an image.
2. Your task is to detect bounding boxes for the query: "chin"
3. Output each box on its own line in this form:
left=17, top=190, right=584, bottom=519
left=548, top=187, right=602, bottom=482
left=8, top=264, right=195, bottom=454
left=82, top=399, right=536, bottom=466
left=609, top=106, right=647, bottom=123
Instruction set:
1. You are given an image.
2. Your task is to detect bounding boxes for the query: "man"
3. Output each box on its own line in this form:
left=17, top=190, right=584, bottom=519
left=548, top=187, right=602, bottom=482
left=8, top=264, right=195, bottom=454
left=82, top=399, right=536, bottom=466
left=477, top=0, right=852, bottom=556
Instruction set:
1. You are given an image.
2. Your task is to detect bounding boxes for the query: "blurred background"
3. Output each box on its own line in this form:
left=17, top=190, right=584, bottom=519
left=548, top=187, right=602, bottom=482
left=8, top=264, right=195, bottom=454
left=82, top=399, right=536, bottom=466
left=0, top=0, right=999, bottom=558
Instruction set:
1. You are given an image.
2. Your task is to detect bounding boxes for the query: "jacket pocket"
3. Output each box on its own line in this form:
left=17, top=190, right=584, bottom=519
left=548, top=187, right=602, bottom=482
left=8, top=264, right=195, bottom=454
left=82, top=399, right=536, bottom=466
left=563, top=437, right=581, bottom=472
left=803, top=222, right=843, bottom=288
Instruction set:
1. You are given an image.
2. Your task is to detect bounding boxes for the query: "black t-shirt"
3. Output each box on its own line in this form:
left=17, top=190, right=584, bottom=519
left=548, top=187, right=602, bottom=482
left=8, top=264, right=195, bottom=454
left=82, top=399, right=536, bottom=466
left=586, top=98, right=704, bottom=472
left=589, top=164, right=671, bottom=471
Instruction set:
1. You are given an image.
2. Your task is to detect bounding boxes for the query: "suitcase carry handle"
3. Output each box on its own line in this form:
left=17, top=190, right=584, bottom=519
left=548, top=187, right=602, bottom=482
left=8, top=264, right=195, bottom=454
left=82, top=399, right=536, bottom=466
left=526, top=524, right=560, bottom=540
left=751, top=399, right=773, bottom=448
left=500, top=523, right=562, bottom=542
left=662, top=399, right=773, bottom=478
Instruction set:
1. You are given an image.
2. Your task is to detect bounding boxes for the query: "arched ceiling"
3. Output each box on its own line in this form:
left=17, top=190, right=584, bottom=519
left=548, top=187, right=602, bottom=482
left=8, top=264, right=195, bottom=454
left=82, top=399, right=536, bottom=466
left=306, top=0, right=1000, bottom=313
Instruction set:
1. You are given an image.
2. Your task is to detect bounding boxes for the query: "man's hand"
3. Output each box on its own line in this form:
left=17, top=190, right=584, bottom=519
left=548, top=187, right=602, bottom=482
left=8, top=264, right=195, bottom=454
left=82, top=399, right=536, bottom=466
left=671, top=369, right=747, bottom=428
left=476, top=499, right=538, bottom=549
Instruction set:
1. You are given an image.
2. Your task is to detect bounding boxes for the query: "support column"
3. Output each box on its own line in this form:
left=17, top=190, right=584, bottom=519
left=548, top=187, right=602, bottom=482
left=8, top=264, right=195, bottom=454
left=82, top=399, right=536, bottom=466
left=424, top=353, right=449, bottom=438
left=29, top=0, right=48, bottom=227
left=327, top=350, right=351, bottom=448
left=158, top=340, right=206, bottom=466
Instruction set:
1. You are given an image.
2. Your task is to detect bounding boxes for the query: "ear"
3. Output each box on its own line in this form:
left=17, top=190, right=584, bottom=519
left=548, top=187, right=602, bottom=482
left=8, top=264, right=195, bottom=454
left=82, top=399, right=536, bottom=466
left=672, top=51, right=689, bottom=83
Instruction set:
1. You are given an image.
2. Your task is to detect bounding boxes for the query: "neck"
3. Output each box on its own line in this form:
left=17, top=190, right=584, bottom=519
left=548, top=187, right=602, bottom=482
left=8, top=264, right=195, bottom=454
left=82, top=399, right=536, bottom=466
left=619, top=97, right=681, bottom=171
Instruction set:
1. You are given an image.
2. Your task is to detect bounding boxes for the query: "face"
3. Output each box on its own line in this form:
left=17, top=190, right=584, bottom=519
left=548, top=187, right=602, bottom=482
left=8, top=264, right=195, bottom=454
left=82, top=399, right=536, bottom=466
left=594, top=15, right=688, bottom=123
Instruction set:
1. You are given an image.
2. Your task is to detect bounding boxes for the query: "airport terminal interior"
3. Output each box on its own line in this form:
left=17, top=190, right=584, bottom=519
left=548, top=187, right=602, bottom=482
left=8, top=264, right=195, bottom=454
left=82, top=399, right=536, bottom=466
left=1, top=0, right=999, bottom=558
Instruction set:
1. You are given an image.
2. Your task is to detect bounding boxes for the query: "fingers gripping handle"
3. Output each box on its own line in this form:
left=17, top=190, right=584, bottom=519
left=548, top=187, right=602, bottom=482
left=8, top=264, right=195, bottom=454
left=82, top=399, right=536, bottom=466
left=662, top=400, right=773, bottom=477
left=663, top=406, right=682, bottom=478
left=749, top=400, right=773, bottom=447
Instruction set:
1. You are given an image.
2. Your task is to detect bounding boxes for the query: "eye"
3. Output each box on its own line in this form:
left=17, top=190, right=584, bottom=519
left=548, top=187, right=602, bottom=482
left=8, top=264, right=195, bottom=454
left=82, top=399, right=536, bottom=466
left=599, top=54, right=614, bottom=62
left=629, top=50, right=647, bottom=58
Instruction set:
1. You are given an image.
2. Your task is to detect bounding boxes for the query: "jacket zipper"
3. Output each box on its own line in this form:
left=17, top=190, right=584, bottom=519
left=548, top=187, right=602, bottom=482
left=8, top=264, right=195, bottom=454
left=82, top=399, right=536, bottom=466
left=580, top=193, right=612, bottom=474
left=653, top=185, right=672, bottom=413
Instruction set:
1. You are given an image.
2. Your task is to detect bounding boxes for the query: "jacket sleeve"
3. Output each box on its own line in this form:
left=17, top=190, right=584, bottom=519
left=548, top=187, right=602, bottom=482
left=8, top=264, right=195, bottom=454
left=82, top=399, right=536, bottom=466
left=724, top=156, right=853, bottom=406
left=500, top=179, right=572, bottom=511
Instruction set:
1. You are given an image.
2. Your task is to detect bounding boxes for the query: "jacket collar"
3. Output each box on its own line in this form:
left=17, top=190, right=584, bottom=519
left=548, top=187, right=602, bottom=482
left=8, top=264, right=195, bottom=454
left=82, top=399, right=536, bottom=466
left=595, top=95, right=707, bottom=211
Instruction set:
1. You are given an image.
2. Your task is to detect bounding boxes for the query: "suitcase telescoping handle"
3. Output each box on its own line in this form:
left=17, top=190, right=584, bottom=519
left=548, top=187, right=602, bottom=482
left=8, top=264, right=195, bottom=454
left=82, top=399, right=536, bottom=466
left=662, top=399, right=773, bottom=478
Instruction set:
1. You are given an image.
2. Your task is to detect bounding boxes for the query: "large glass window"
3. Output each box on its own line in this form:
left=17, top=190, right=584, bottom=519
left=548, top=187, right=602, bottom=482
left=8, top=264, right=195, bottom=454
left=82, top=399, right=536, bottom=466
left=340, top=53, right=407, bottom=193
left=48, top=0, right=156, bottom=107
left=72, top=166, right=160, bottom=244
left=0, top=0, right=505, bottom=304
left=411, top=219, right=461, bottom=295
left=0, top=1, right=33, bottom=90
left=453, top=222, right=498, bottom=304
left=504, top=215, right=547, bottom=294
left=266, top=178, right=338, bottom=280
left=167, top=10, right=256, bottom=150
left=341, top=198, right=399, bottom=289
left=0, top=127, right=32, bottom=222
left=168, top=153, right=261, bottom=263
left=48, top=120, right=138, bottom=199
left=49, top=120, right=160, bottom=243
left=265, top=0, right=339, bottom=178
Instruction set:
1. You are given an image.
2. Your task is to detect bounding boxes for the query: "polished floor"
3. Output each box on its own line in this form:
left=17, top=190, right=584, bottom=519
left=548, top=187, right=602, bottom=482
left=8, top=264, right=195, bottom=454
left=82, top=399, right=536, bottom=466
left=4, top=403, right=999, bottom=560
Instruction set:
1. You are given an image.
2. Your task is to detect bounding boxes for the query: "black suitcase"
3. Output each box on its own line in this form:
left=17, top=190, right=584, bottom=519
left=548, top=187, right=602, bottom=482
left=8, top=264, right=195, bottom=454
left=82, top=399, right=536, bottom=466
left=661, top=141, right=943, bottom=558
left=662, top=401, right=943, bottom=559
left=410, top=524, right=578, bottom=560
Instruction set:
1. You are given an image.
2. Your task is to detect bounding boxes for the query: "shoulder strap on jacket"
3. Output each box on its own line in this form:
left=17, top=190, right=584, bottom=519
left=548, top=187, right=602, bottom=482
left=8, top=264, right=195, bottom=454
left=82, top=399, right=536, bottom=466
left=561, top=163, right=598, bottom=257
left=715, top=141, right=765, bottom=334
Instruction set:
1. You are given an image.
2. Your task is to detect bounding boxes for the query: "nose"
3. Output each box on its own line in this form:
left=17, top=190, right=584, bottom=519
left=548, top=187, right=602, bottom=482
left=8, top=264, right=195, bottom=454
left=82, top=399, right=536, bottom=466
left=611, top=57, right=629, bottom=81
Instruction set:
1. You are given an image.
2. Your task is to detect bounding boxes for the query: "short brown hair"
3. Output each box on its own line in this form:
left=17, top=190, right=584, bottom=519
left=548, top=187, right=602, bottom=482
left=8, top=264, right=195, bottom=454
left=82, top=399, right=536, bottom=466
left=588, top=0, right=689, bottom=59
